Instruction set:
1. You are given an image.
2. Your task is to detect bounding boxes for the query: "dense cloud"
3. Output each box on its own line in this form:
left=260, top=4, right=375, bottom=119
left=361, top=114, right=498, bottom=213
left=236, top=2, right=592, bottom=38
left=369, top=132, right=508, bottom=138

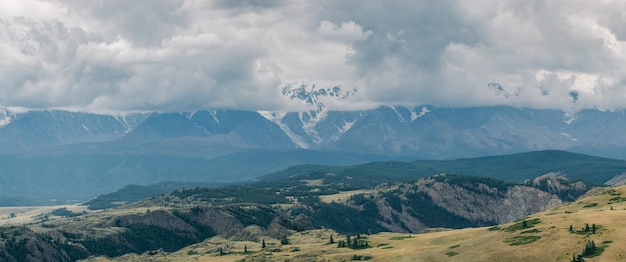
left=0, top=0, right=624, bottom=113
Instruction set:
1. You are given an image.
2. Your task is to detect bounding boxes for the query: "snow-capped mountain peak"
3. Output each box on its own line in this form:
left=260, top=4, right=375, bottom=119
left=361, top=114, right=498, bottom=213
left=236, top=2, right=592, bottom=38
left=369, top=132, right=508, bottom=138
left=261, top=82, right=361, bottom=148
left=489, top=82, right=519, bottom=99
left=412, top=106, right=430, bottom=121
left=279, top=81, right=356, bottom=110
left=0, top=107, right=14, bottom=127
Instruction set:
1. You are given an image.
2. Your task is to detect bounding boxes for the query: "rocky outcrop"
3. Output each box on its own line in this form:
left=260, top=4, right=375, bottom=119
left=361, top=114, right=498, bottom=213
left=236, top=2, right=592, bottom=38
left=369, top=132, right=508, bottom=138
left=421, top=182, right=562, bottom=224
left=179, top=207, right=245, bottom=238
left=0, top=226, right=88, bottom=262
left=112, top=210, right=196, bottom=233
left=526, top=173, right=588, bottom=201
left=605, top=172, right=626, bottom=186
left=343, top=174, right=585, bottom=233
left=374, top=194, right=428, bottom=233
left=230, top=225, right=265, bottom=242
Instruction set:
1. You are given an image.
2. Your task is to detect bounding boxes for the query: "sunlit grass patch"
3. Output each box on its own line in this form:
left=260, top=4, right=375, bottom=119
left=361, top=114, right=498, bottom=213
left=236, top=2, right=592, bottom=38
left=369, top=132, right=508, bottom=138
left=503, top=235, right=541, bottom=246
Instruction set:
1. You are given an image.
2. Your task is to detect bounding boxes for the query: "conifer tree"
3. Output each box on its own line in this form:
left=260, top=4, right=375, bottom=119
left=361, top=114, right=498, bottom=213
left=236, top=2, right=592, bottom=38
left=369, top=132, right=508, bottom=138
left=330, top=234, right=334, bottom=244
left=584, top=240, right=596, bottom=256
left=281, top=235, right=289, bottom=245
left=262, top=239, right=266, bottom=248
left=338, top=240, right=346, bottom=248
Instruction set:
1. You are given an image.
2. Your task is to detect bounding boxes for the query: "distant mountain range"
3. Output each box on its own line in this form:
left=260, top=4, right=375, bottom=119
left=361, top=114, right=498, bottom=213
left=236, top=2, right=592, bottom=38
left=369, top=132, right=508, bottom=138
left=2, top=83, right=626, bottom=159
left=1, top=82, right=626, bottom=200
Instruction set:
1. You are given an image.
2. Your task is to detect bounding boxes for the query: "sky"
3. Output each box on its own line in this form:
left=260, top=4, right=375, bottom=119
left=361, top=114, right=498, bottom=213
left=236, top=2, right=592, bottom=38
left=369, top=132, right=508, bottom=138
left=0, top=0, right=625, bottom=113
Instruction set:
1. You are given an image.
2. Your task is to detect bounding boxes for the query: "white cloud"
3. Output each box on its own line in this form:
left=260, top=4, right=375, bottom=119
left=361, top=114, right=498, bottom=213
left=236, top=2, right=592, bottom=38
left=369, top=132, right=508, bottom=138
left=328, top=0, right=626, bottom=111
left=0, top=0, right=625, bottom=113
left=317, top=20, right=372, bottom=42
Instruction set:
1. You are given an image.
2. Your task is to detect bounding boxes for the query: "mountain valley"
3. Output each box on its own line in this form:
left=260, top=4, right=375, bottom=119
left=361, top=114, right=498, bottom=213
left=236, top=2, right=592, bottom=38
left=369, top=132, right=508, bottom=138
left=0, top=146, right=622, bottom=261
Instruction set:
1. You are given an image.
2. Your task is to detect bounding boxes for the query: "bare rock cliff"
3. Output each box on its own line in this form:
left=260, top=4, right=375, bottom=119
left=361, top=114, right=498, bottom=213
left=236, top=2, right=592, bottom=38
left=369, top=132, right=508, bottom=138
left=347, top=174, right=585, bottom=233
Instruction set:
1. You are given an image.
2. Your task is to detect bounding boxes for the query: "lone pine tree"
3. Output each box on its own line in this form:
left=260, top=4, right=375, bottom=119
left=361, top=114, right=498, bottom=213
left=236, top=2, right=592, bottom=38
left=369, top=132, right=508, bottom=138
left=281, top=235, right=289, bottom=245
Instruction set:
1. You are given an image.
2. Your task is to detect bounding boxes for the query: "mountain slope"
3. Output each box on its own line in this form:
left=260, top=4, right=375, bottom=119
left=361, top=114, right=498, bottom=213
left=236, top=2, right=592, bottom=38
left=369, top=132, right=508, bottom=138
left=326, top=106, right=616, bottom=158
left=0, top=149, right=381, bottom=201
left=300, top=174, right=574, bottom=234
left=77, top=184, right=626, bottom=262
left=1, top=82, right=626, bottom=160
left=0, top=173, right=587, bottom=261
left=259, top=85, right=626, bottom=159
left=0, top=110, right=147, bottom=153
left=260, top=150, right=626, bottom=186
left=2, top=98, right=626, bottom=203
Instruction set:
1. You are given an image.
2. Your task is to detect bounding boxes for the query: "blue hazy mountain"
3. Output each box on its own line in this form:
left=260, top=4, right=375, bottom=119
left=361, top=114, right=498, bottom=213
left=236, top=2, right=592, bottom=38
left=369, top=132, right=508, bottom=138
left=1, top=86, right=626, bottom=201
left=0, top=109, right=147, bottom=153
left=4, top=105, right=625, bottom=159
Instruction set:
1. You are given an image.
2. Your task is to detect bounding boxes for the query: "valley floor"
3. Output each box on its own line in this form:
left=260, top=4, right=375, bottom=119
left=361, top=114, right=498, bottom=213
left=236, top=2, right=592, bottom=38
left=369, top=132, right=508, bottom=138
left=0, top=205, right=91, bottom=226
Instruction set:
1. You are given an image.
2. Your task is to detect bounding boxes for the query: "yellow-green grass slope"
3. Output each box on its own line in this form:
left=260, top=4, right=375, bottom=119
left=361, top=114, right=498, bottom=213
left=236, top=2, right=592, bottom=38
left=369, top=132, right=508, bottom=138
left=82, top=186, right=626, bottom=262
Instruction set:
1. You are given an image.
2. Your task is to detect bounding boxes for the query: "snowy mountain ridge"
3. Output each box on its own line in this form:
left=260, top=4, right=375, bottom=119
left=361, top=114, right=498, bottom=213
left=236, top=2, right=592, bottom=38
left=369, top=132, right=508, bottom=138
left=279, top=81, right=356, bottom=109
left=1, top=90, right=626, bottom=160
left=3, top=103, right=626, bottom=200
left=261, top=81, right=359, bottom=147
left=0, top=107, right=12, bottom=127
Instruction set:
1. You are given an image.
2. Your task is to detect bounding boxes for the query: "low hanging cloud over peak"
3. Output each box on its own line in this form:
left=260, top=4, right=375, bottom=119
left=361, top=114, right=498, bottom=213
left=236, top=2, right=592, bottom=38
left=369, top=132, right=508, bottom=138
left=0, top=0, right=625, bottom=113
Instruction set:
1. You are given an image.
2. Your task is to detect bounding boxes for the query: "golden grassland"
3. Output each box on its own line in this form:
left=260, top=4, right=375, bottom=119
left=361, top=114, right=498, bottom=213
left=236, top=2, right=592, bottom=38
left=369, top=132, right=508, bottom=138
left=0, top=205, right=91, bottom=226
left=82, top=186, right=626, bottom=262
left=318, top=189, right=374, bottom=204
